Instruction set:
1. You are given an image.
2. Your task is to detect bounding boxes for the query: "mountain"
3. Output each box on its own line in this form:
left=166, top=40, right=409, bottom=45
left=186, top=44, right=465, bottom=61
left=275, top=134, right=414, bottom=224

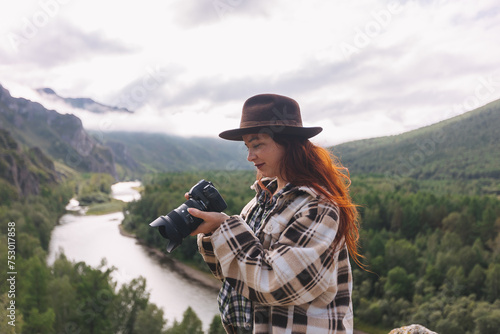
left=0, top=84, right=251, bottom=181
left=36, top=87, right=132, bottom=114
left=0, top=84, right=118, bottom=178
left=332, top=98, right=500, bottom=181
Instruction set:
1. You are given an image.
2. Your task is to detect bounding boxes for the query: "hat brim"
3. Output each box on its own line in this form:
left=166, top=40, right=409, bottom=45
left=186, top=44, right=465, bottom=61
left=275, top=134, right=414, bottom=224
left=219, top=126, right=323, bottom=141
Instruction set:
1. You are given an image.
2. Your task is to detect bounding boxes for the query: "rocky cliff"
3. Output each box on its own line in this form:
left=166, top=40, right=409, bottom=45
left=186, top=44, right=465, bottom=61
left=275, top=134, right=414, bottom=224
left=0, top=128, right=59, bottom=197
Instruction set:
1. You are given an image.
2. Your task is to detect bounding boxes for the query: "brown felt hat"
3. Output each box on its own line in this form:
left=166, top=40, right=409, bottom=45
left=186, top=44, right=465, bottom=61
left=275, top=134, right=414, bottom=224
left=219, top=94, right=322, bottom=141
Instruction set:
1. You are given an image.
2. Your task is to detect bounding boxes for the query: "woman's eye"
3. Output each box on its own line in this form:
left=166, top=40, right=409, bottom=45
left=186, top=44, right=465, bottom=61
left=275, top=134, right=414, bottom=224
left=244, top=142, right=262, bottom=150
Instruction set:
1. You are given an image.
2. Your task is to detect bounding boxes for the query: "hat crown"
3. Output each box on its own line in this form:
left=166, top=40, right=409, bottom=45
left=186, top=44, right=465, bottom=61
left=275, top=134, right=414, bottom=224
left=218, top=93, right=322, bottom=141
left=240, top=94, right=303, bottom=127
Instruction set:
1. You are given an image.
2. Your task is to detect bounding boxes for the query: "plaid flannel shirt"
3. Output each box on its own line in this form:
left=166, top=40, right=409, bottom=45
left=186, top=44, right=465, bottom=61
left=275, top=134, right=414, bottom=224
left=198, top=179, right=353, bottom=334
left=218, top=182, right=294, bottom=330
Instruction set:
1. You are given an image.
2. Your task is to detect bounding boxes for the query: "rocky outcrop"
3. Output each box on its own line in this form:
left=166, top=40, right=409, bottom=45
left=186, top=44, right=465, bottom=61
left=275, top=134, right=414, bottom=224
left=0, top=129, right=59, bottom=197
left=105, top=140, right=140, bottom=172
left=389, top=324, right=437, bottom=334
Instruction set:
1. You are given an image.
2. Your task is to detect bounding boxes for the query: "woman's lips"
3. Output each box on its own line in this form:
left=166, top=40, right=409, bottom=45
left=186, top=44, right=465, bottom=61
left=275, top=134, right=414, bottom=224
left=255, top=163, right=265, bottom=170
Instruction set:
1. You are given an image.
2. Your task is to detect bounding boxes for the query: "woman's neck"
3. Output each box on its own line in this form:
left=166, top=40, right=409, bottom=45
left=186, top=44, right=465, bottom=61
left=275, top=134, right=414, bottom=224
left=276, top=177, right=287, bottom=194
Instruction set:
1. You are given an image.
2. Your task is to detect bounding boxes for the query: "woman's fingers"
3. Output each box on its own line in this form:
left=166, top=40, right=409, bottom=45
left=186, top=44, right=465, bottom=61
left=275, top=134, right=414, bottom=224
left=189, top=208, right=228, bottom=235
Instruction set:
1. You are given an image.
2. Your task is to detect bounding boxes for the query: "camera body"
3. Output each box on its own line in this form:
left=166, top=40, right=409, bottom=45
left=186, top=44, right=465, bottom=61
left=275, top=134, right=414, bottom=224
left=149, top=179, right=227, bottom=252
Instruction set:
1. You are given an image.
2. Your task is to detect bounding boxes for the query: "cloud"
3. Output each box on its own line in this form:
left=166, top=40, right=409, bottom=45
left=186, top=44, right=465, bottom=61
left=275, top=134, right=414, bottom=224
left=145, top=57, right=361, bottom=116
left=173, top=0, right=271, bottom=28
left=3, top=19, right=133, bottom=67
left=105, top=65, right=185, bottom=111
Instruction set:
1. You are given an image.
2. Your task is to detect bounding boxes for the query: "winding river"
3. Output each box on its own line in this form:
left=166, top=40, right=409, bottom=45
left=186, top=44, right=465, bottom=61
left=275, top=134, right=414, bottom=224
left=47, top=181, right=219, bottom=330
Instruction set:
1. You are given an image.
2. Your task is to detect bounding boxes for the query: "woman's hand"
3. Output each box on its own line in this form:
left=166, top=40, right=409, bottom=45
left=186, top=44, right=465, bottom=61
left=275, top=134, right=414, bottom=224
left=188, top=208, right=229, bottom=235
left=185, top=192, right=229, bottom=235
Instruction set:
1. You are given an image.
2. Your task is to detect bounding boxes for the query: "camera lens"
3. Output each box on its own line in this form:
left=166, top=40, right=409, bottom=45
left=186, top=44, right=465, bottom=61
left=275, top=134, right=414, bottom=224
left=149, top=200, right=204, bottom=252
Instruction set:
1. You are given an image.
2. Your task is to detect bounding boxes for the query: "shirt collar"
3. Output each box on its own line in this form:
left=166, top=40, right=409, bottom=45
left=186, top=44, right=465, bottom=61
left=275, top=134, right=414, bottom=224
left=251, top=177, right=322, bottom=201
left=255, top=179, right=295, bottom=207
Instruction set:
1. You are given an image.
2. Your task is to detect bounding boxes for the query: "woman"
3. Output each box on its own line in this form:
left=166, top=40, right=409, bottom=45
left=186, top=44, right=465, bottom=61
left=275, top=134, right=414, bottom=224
left=188, top=94, right=361, bottom=334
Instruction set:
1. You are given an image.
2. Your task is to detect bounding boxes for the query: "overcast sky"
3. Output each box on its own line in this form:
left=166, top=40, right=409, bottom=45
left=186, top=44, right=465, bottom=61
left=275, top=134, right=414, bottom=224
left=1, top=0, right=499, bottom=146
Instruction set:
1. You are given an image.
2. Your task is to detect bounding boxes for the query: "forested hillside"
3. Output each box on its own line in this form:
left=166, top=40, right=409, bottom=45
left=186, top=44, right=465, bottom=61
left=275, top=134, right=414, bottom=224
left=350, top=176, right=500, bottom=333
left=333, top=99, right=500, bottom=185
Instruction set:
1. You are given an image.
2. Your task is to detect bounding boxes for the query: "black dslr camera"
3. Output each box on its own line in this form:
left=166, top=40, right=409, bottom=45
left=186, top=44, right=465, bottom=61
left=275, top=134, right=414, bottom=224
left=149, top=179, right=227, bottom=252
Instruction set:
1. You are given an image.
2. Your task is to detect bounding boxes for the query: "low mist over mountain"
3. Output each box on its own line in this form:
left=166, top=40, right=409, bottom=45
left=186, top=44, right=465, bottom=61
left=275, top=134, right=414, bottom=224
left=0, top=84, right=250, bottom=181
left=332, top=99, right=500, bottom=182
left=36, top=87, right=133, bottom=114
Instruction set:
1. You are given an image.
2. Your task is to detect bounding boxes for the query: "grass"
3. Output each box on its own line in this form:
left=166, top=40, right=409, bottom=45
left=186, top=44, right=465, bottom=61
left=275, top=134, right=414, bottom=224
left=132, top=185, right=144, bottom=193
left=86, top=199, right=126, bottom=215
left=54, top=160, right=78, bottom=180
left=354, top=319, right=392, bottom=334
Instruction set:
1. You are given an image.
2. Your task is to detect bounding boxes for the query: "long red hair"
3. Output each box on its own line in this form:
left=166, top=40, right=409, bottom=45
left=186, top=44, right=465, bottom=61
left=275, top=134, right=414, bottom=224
left=259, top=134, right=363, bottom=268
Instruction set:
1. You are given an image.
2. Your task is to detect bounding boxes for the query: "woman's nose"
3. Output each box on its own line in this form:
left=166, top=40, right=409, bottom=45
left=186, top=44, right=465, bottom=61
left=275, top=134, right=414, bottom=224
left=247, top=150, right=255, bottom=162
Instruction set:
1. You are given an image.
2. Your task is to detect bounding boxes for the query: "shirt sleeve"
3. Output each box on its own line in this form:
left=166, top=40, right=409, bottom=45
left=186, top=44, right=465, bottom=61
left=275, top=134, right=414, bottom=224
left=210, top=198, right=341, bottom=306
left=197, top=233, right=224, bottom=281
left=197, top=196, right=258, bottom=282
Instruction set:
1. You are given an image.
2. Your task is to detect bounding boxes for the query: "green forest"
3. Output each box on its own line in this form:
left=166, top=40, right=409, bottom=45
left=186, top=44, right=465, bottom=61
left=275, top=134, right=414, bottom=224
left=122, top=171, right=500, bottom=334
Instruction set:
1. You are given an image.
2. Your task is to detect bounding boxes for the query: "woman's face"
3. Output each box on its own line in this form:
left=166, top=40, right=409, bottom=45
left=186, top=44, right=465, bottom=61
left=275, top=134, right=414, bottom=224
left=243, top=133, right=285, bottom=181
